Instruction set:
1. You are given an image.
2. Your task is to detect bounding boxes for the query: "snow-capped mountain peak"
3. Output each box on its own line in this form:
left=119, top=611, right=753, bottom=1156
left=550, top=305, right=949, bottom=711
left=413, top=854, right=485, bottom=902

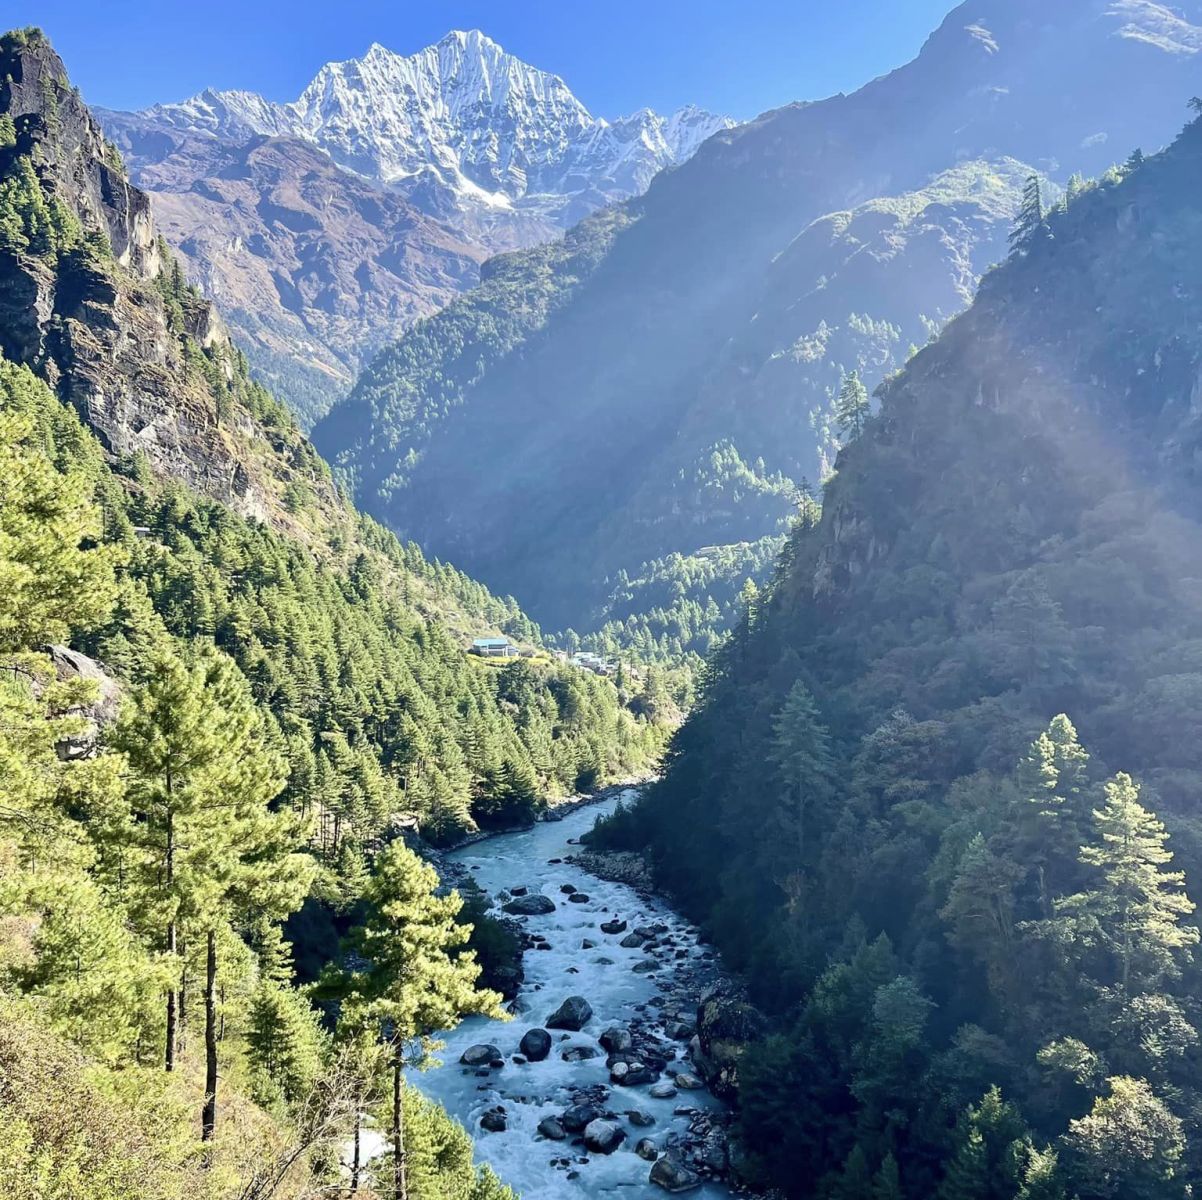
left=125, top=31, right=732, bottom=225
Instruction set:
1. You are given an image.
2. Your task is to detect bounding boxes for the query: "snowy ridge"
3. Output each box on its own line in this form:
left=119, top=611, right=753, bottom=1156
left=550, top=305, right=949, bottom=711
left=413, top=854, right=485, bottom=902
left=133, top=30, right=733, bottom=225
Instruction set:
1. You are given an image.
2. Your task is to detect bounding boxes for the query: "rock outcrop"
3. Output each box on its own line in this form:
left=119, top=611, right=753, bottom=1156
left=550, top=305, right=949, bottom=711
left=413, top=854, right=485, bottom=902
left=0, top=30, right=334, bottom=526
left=690, top=980, right=766, bottom=1104
left=43, top=645, right=121, bottom=760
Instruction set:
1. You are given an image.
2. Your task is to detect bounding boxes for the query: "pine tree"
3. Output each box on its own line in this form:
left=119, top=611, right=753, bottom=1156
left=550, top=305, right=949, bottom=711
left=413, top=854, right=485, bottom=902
left=113, top=646, right=311, bottom=1140
left=873, top=1153, right=903, bottom=1200
left=0, top=390, right=118, bottom=653
left=938, top=1087, right=1033, bottom=1200
left=769, top=680, right=837, bottom=872
left=941, top=834, right=1023, bottom=1003
left=1059, top=774, right=1197, bottom=995
left=1063, top=173, right=1088, bottom=208
left=113, top=648, right=226, bottom=1075
left=332, top=843, right=504, bottom=1200
left=246, top=976, right=326, bottom=1105
left=1010, top=175, right=1047, bottom=255
left=1012, top=715, right=1090, bottom=917
left=830, top=1145, right=873, bottom=1199
left=18, top=872, right=162, bottom=1063
left=835, top=371, right=871, bottom=440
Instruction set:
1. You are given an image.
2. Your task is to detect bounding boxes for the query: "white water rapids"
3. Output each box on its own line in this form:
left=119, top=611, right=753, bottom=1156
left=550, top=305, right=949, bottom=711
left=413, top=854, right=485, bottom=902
left=398, top=791, right=734, bottom=1198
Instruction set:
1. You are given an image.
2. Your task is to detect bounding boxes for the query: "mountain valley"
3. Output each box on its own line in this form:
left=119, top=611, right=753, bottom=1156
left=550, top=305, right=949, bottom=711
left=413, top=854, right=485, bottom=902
left=99, top=31, right=731, bottom=425
left=9, top=5, right=1202, bottom=1200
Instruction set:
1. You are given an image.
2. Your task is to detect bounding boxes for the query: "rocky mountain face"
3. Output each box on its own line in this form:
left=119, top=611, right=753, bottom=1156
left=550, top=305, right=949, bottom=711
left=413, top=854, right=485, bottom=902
left=98, top=30, right=731, bottom=426
left=0, top=29, right=335, bottom=526
left=314, top=0, right=1202, bottom=630
left=116, top=131, right=486, bottom=427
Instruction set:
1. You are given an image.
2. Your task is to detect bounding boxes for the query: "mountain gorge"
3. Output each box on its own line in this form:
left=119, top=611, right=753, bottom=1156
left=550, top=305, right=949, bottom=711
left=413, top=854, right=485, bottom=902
left=13, top=4, right=1202, bottom=1198
left=592, top=92, right=1202, bottom=1200
left=100, top=31, right=731, bottom=425
left=314, top=0, right=1202, bottom=634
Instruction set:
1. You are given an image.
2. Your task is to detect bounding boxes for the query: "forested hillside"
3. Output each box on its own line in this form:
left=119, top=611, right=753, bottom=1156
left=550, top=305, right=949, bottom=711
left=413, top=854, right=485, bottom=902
left=590, top=108, right=1202, bottom=1198
left=0, top=27, right=663, bottom=1197
left=315, top=0, right=1202, bottom=636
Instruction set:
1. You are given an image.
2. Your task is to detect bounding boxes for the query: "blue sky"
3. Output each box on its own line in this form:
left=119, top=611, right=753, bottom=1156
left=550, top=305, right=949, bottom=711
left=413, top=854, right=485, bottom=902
left=20, top=0, right=956, bottom=120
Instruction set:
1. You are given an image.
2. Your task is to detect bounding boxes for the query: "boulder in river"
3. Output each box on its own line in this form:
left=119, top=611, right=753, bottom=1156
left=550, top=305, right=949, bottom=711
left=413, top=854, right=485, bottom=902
left=547, top=995, right=593, bottom=1030
left=636, top=1137, right=659, bottom=1161
left=460, top=1044, right=501, bottom=1067
left=650, top=1153, right=702, bottom=1192
left=620, top=932, right=646, bottom=948
left=562, top=1044, right=600, bottom=1062
left=600, top=919, right=627, bottom=934
left=480, top=1107, right=507, bottom=1133
left=538, top=1116, right=567, bottom=1140
left=561, top=1102, right=600, bottom=1133
left=519, top=1028, right=552, bottom=1062
left=599, top=1025, right=633, bottom=1054
left=617, top=1063, right=657, bottom=1086
left=560, top=883, right=578, bottom=894
left=674, top=1072, right=703, bottom=1090
left=583, top=1118, right=626, bottom=1154
left=649, top=1081, right=678, bottom=1099
left=567, top=892, right=590, bottom=903
left=503, top=893, right=556, bottom=916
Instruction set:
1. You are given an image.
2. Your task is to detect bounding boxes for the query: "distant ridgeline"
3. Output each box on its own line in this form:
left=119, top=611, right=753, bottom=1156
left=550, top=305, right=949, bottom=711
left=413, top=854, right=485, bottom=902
left=590, top=113, right=1202, bottom=1197
left=0, top=27, right=662, bottom=1197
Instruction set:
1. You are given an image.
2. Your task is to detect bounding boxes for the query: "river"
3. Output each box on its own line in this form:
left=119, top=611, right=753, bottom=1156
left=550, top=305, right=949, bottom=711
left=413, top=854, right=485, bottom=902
left=409, top=790, right=735, bottom=1199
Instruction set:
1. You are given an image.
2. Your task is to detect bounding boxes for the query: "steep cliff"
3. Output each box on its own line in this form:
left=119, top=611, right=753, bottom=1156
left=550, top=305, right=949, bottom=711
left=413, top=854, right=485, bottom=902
left=0, top=28, right=334, bottom=524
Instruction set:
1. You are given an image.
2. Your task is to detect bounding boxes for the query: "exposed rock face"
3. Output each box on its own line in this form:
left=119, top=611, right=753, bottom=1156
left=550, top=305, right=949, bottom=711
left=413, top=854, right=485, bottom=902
left=41, top=645, right=121, bottom=760
left=691, top=981, right=766, bottom=1104
left=91, top=131, right=485, bottom=428
left=1, top=36, right=156, bottom=279
left=0, top=31, right=331, bottom=524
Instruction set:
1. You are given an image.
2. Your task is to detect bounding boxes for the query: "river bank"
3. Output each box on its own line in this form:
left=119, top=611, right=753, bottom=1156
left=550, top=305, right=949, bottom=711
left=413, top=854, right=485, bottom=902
left=422, top=776, right=655, bottom=860
left=402, top=791, right=745, bottom=1198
